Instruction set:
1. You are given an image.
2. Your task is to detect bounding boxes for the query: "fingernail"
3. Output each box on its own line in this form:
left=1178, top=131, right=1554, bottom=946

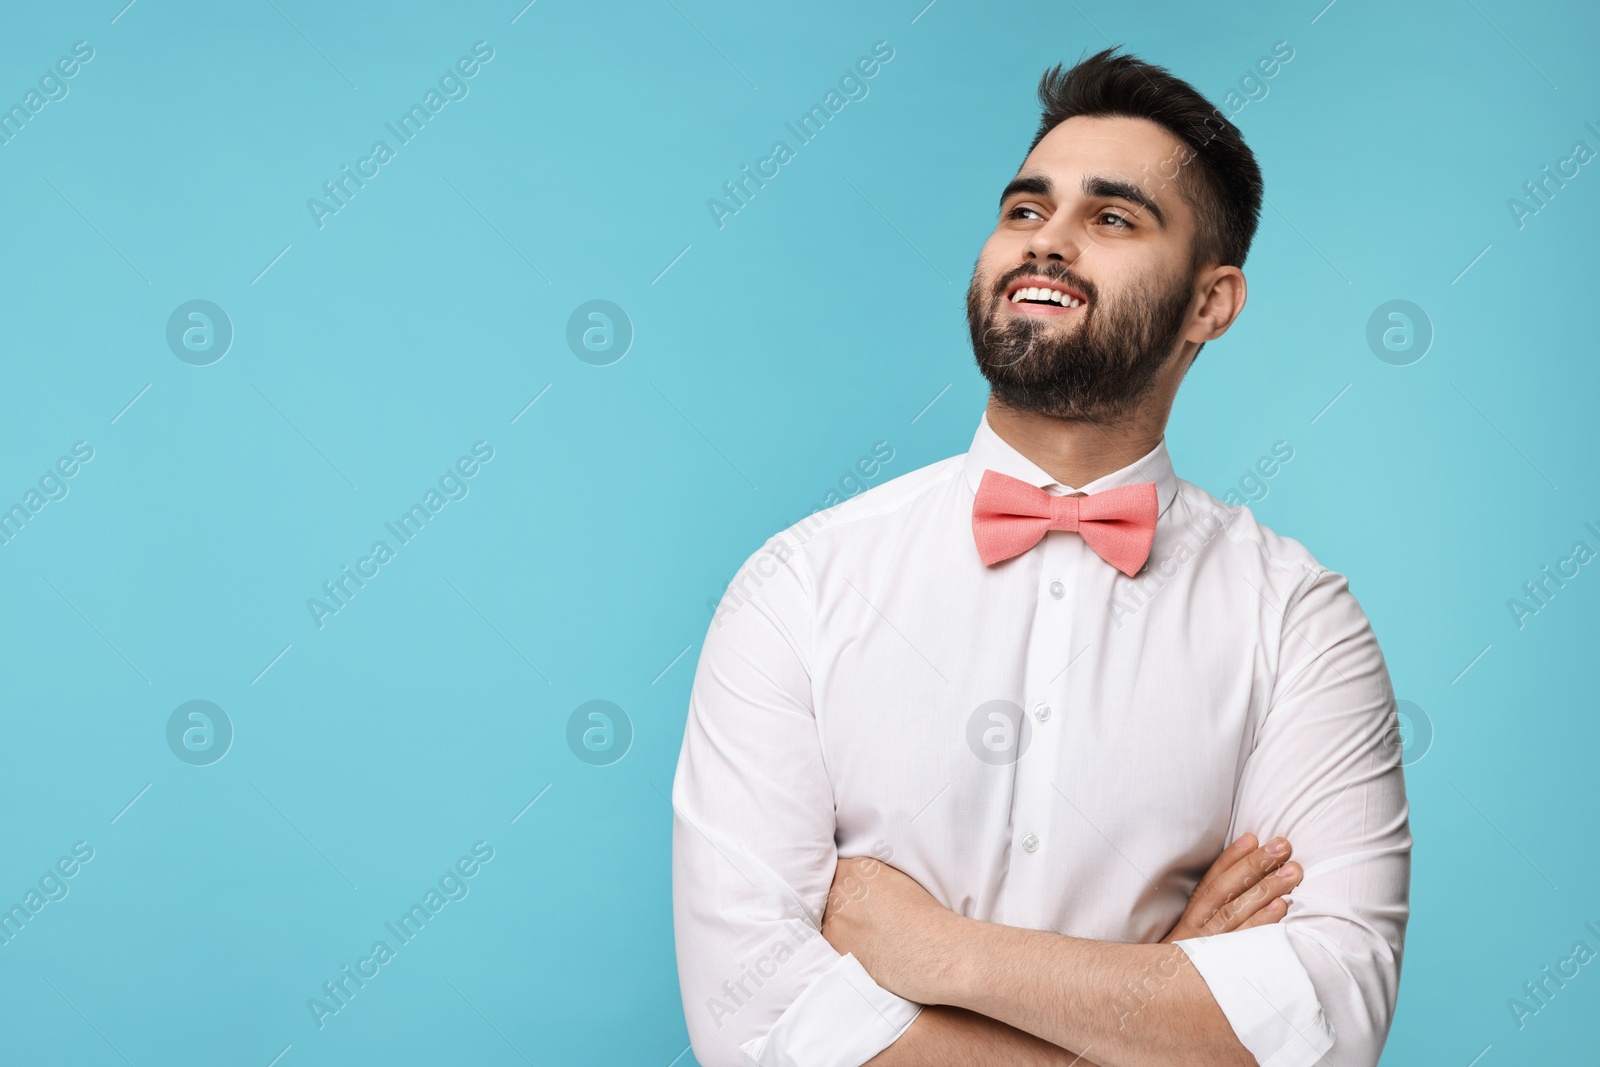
left=1266, top=837, right=1288, bottom=855
left=1277, top=863, right=1298, bottom=879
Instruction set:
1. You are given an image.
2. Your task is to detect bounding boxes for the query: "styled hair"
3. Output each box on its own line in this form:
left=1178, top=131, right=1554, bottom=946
left=1029, top=47, right=1263, bottom=272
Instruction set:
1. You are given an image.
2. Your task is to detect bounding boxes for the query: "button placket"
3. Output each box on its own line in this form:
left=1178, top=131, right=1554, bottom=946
left=1011, top=529, right=1080, bottom=875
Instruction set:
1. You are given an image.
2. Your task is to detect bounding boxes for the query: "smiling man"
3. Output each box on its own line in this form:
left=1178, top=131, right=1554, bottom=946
left=672, top=48, right=1411, bottom=1067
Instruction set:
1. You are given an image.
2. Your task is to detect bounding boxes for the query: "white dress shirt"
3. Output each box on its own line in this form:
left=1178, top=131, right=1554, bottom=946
left=672, top=410, right=1411, bottom=1067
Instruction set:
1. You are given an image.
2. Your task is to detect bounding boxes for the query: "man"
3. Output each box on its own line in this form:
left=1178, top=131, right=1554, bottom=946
left=672, top=47, right=1410, bottom=1067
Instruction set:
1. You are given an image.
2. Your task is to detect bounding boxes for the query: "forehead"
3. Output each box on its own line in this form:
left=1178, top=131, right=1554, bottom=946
left=1021, top=113, right=1189, bottom=179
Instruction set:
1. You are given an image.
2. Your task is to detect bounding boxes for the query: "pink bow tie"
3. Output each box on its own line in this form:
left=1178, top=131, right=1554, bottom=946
left=971, top=469, right=1158, bottom=575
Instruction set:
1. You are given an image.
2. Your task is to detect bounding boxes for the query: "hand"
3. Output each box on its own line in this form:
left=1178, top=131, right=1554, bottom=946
left=821, top=854, right=958, bottom=1004
left=1161, top=832, right=1302, bottom=943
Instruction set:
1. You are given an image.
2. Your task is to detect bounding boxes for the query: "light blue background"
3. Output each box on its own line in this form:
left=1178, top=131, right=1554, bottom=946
left=1, top=0, right=1595, bottom=1063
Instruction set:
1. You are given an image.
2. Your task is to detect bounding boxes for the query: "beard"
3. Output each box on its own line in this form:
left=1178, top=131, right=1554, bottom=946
left=966, top=259, right=1195, bottom=421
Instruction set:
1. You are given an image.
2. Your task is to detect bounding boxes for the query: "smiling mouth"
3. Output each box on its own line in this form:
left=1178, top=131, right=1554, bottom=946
left=1003, top=278, right=1088, bottom=314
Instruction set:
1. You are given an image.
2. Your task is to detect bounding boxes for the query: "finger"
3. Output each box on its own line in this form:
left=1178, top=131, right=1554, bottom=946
left=1193, top=833, right=1258, bottom=897
left=1186, top=840, right=1292, bottom=932
left=1236, top=896, right=1290, bottom=931
left=1208, top=837, right=1293, bottom=908
left=1207, top=861, right=1302, bottom=933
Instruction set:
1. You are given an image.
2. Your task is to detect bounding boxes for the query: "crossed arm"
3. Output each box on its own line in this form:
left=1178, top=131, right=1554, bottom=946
left=827, top=834, right=1300, bottom=1067
left=673, top=549, right=1409, bottom=1067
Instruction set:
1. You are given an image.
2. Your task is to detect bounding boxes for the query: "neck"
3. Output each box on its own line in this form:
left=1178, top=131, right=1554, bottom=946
left=984, top=396, right=1168, bottom=489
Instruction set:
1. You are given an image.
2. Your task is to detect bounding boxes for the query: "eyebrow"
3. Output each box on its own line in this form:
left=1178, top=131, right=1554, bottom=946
left=999, top=172, right=1169, bottom=230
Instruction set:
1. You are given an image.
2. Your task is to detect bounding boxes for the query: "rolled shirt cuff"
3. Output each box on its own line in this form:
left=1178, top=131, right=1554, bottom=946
left=738, top=951, right=924, bottom=1067
left=1176, top=923, right=1335, bottom=1067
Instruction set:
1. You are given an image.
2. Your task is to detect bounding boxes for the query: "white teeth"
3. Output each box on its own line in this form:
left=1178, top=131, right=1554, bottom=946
left=1010, top=284, right=1084, bottom=307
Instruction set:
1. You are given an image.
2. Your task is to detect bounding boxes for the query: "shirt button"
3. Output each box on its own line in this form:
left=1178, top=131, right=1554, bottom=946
left=1021, top=833, right=1039, bottom=852
left=1049, top=581, right=1065, bottom=599
left=1034, top=703, right=1051, bottom=722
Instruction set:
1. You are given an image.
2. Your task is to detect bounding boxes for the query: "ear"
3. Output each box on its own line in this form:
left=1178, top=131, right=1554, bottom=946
left=1183, top=265, right=1247, bottom=344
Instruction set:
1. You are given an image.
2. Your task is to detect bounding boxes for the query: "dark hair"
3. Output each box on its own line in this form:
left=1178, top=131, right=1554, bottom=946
left=1028, top=47, right=1263, bottom=272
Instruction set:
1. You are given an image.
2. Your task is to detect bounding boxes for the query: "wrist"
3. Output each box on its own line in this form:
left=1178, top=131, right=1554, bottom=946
left=922, top=911, right=982, bottom=1006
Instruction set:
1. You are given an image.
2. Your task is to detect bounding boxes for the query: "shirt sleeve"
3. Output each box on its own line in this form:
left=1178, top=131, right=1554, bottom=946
left=1175, top=564, right=1412, bottom=1067
left=671, top=535, right=925, bottom=1067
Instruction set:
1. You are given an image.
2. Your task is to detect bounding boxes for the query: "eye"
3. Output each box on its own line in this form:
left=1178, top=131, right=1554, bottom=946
left=1098, top=211, right=1134, bottom=229
left=1006, top=204, right=1044, bottom=221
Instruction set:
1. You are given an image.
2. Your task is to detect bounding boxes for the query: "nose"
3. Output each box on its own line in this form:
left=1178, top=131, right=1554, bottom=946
left=1025, top=213, right=1085, bottom=269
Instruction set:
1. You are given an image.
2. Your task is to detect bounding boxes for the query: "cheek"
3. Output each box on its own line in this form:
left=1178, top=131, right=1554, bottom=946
left=972, top=245, right=1001, bottom=288
left=969, top=249, right=1005, bottom=302
left=978, top=227, right=1027, bottom=272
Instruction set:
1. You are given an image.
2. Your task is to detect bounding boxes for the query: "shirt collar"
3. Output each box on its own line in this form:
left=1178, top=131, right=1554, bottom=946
left=961, top=409, right=1181, bottom=519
